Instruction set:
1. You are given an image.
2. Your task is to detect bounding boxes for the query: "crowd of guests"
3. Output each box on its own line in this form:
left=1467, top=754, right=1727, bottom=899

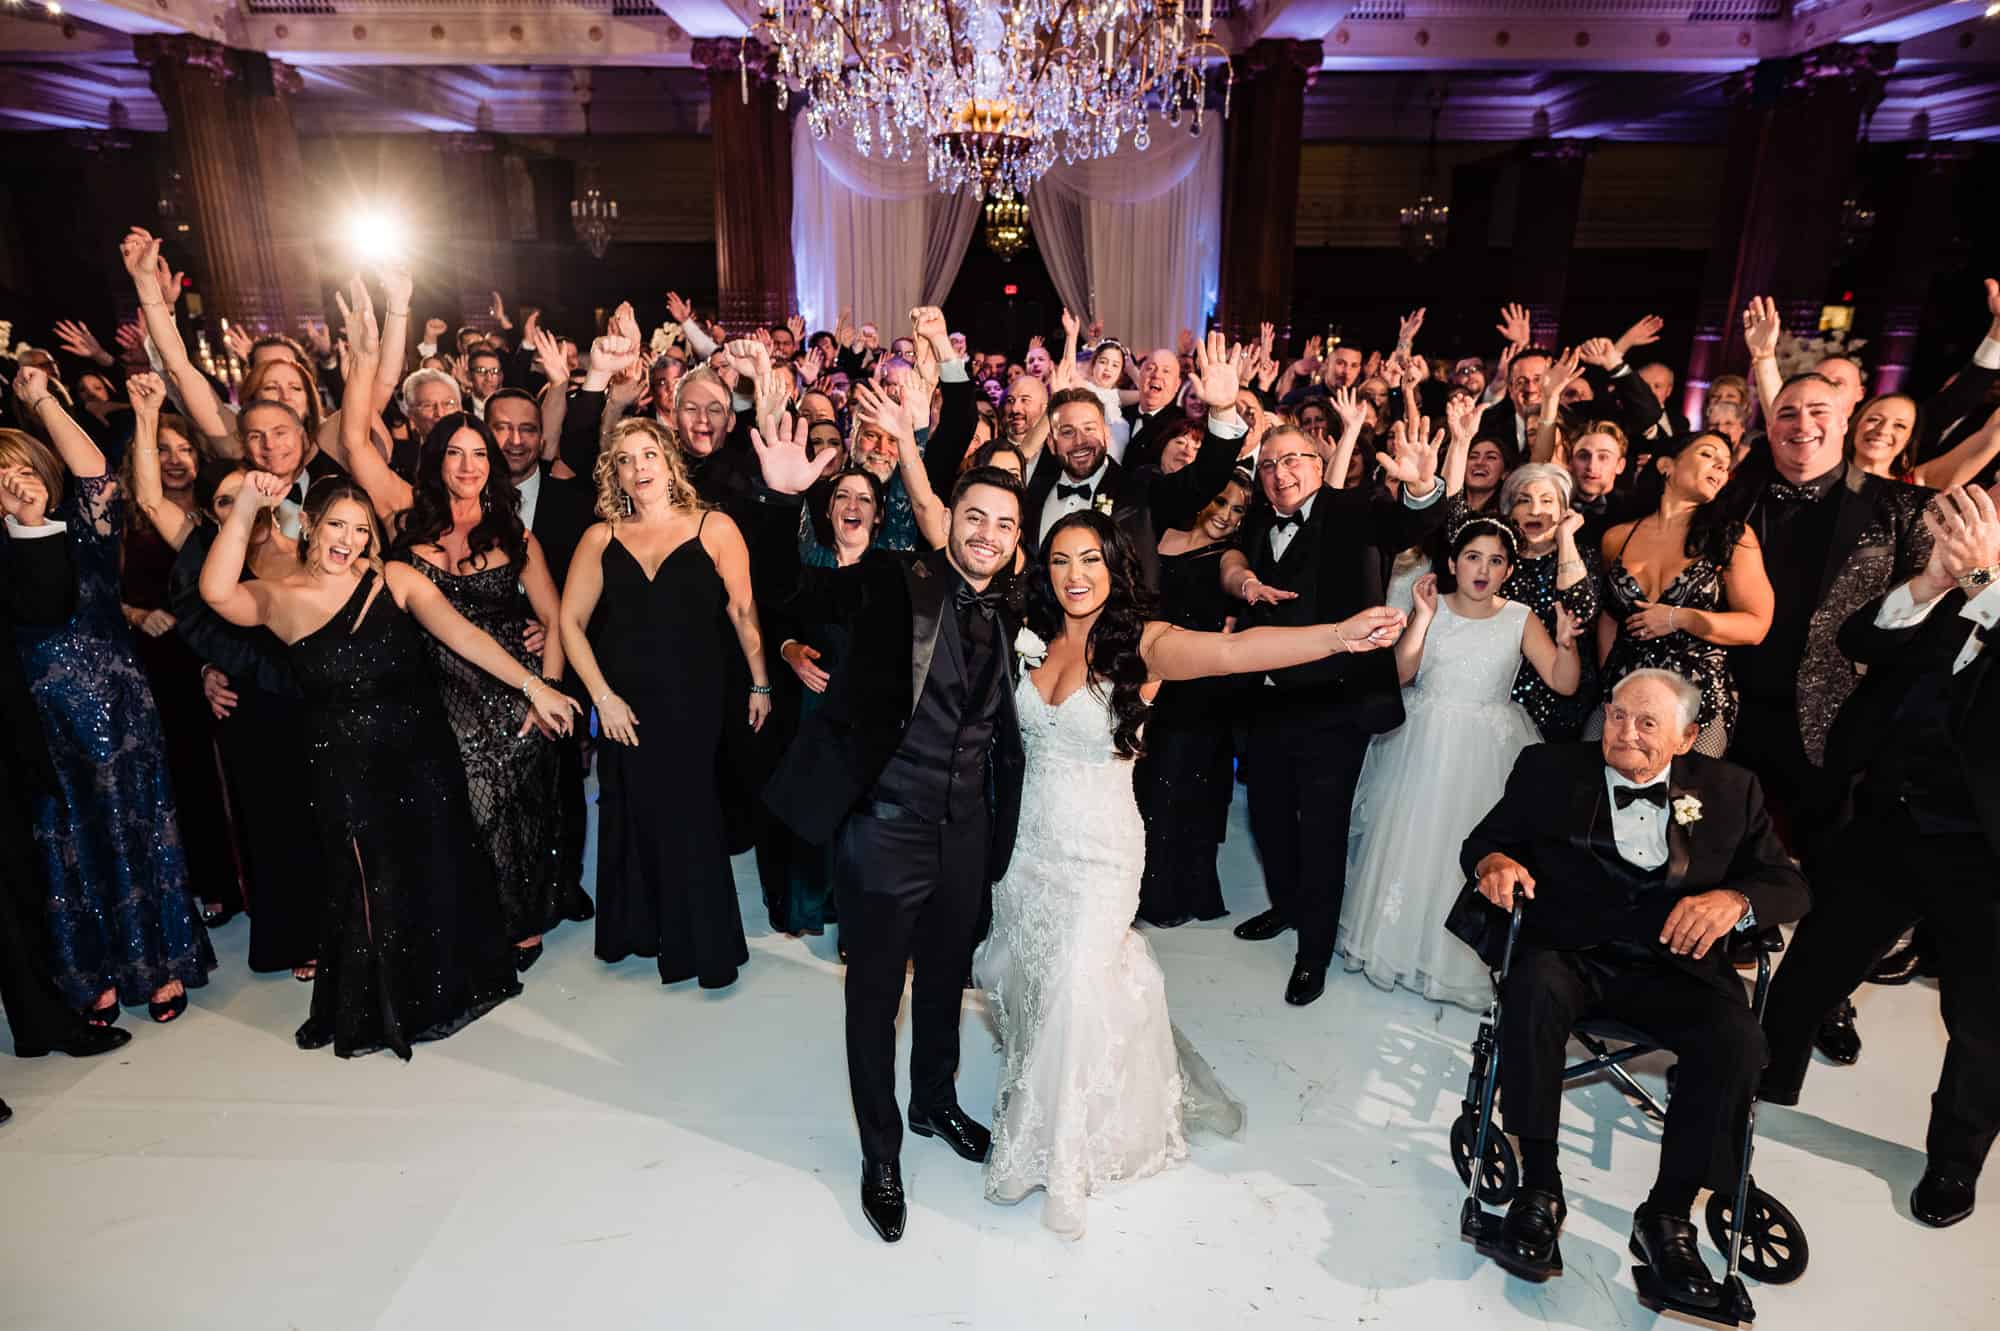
left=2, top=229, right=1997, bottom=1274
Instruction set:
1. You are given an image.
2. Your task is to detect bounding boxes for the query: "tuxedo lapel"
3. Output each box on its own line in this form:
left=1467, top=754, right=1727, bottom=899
left=1024, top=452, right=1060, bottom=548
left=906, top=554, right=949, bottom=721
left=1815, top=471, right=1877, bottom=608
left=1663, top=756, right=1694, bottom=894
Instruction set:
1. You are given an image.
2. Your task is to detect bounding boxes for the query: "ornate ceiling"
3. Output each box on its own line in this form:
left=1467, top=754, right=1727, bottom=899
left=2, top=0, right=1996, bottom=137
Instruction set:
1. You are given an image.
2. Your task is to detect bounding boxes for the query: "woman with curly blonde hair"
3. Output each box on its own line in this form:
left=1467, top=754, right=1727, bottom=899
left=559, top=415, right=768, bottom=989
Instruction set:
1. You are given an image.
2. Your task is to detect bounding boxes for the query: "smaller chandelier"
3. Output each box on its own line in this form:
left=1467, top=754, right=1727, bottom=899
left=571, top=174, right=618, bottom=261
left=1399, top=195, right=1449, bottom=263
left=1838, top=195, right=1876, bottom=255
left=983, top=195, right=1031, bottom=260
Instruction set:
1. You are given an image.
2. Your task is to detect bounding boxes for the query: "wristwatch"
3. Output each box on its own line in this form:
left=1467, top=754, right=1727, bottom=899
left=1957, top=564, right=1999, bottom=593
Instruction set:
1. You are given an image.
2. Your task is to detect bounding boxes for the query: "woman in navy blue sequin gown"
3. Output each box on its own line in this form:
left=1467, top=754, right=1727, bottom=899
left=5, top=368, right=213, bottom=1023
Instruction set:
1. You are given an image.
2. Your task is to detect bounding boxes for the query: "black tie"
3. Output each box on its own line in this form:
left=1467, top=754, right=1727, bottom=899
left=1615, top=782, right=1668, bottom=811
left=954, top=583, right=1001, bottom=621
left=1766, top=480, right=1821, bottom=505
left=1056, top=482, right=1092, bottom=502
left=1271, top=511, right=1301, bottom=532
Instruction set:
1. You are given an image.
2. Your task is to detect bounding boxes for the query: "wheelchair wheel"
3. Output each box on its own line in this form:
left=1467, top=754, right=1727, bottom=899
left=1450, top=1110, right=1518, bottom=1205
left=1706, top=1184, right=1809, bottom=1285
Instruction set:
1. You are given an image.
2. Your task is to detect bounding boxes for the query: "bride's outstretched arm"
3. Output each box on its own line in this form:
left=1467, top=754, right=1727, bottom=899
left=1140, top=605, right=1410, bottom=683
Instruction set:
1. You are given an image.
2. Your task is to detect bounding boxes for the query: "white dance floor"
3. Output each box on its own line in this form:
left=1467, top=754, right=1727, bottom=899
left=3, top=790, right=1995, bottom=1330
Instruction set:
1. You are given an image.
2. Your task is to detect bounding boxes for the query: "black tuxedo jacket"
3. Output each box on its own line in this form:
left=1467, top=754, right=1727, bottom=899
left=747, top=501, right=1026, bottom=878
left=1238, top=483, right=1448, bottom=732
left=1, top=527, right=77, bottom=808
left=1456, top=743, right=1810, bottom=996
left=1021, top=418, right=1241, bottom=589
left=526, top=461, right=596, bottom=597
left=1827, top=587, right=2000, bottom=859
left=1121, top=402, right=1185, bottom=473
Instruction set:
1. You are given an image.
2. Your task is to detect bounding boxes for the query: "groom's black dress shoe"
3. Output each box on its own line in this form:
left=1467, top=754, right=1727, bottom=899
left=1911, top=1168, right=1977, bottom=1228
left=1494, top=1188, right=1566, bottom=1279
left=1283, top=965, right=1326, bottom=1007
left=860, top=1160, right=906, bottom=1243
left=1813, top=998, right=1862, bottom=1066
left=15, top=1024, right=131, bottom=1059
left=1628, top=1206, right=1720, bottom=1309
left=909, top=1102, right=991, bottom=1163
left=1233, top=909, right=1291, bottom=942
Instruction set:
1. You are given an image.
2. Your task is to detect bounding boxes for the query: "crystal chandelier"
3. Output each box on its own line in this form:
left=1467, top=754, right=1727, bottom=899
left=1399, top=89, right=1449, bottom=264
left=983, top=195, right=1031, bottom=259
left=748, top=0, right=1232, bottom=200
left=571, top=170, right=619, bottom=260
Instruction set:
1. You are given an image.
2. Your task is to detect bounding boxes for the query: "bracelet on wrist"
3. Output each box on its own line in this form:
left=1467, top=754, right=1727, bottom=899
left=594, top=688, right=614, bottom=704
left=387, top=309, right=411, bottom=319
left=749, top=684, right=773, bottom=696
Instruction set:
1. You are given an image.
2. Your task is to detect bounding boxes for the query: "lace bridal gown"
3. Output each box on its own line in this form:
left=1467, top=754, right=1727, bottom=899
left=974, top=671, right=1244, bottom=1239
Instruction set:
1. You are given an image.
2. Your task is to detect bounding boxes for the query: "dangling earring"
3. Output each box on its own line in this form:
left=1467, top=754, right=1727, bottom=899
left=478, top=490, right=489, bottom=514
left=622, top=490, right=635, bottom=517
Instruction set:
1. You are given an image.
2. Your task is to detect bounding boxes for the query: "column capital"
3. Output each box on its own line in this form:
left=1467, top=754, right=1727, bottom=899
left=1725, top=42, right=1897, bottom=108
left=133, top=34, right=236, bottom=84
left=692, top=37, right=777, bottom=81
left=1239, top=38, right=1323, bottom=78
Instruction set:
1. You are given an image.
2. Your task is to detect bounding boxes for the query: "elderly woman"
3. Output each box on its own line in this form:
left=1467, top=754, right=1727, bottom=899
left=1497, top=462, right=1602, bottom=740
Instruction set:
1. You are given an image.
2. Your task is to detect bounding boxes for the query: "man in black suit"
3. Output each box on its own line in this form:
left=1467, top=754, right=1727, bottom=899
left=1219, top=415, right=1448, bottom=1006
left=492, top=387, right=597, bottom=922
left=1121, top=349, right=1186, bottom=472
left=1762, top=484, right=2000, bottom=1229
left=0, top=467, right=132, bottom=1118
left=1023, top=334, right=1250, bottom=589
left=747, top=412, right=1026, bottom=1246
left=1637, top=361, right=1692, bottom=439
left=1458, top=670, right=1809, bottom=1304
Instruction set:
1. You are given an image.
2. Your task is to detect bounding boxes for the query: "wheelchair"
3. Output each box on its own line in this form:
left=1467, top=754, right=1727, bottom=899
left=1450, top=903, right=1809, bottom=1326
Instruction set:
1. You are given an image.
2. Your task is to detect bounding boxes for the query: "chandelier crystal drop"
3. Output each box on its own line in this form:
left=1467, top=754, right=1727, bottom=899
left=749, top=0, right=1232, bottom=199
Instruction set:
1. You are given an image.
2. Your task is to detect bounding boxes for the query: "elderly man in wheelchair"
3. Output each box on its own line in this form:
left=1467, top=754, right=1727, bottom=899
left=1446, top=669, right=1811, bottom=1319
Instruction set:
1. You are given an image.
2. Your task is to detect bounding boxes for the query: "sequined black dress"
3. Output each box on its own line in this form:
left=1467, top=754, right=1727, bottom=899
left=1136, top=541, right=1241, bottom=925
left=1600, top=551, right=1736, bottom=756
left=590, top=524, right=747, bottom=987
left=290, top=572, right=520, bottom=1059
left=1499, top=547, right=1601, bottom=741
left=399, top=556, right=565, bottom=945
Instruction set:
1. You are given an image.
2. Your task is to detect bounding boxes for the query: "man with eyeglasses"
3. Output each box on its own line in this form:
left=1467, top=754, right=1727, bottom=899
left=1218, top=416, right=1449, bottom=1007
left=465, top=348, right=505, bottom=419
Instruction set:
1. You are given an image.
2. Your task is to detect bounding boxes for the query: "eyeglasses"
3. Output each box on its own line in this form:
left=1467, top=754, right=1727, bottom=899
left=1256, top=452, right=1321, bottom=476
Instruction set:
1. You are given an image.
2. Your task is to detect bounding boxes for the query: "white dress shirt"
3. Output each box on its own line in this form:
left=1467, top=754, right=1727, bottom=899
left=1605, top=766, right=1671, bottom=871
left=514, top=463, right=544, bottom=533
left=1874, top=578, right=2000, bottom=674
left=1267, top=492, right=1318, bottom=564
left=3, top=516, right=67, bottom=540
left=1040, top=456, right=1112, bottom=542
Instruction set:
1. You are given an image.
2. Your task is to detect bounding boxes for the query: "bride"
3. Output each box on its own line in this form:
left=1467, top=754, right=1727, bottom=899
left=977, top=509, right=1409, bottom=1237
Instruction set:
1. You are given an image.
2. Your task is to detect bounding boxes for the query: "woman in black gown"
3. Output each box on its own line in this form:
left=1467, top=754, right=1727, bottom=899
left=559, top=418, right=769, bottom=990
left=199, top=475, right=576, bottom=1058
left=1136, top=469, right=1253, bottom=927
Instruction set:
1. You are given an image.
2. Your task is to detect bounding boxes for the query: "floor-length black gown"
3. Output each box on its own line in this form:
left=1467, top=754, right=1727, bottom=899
left=290, top=572, right=521, bottom=1058
left=590, top=521, right=747, bottom=988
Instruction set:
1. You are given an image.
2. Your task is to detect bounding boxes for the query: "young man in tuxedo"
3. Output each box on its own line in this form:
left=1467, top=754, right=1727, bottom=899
left=1457, top=671, right=1809, bottom=1305
left=746, top=373, right=1026, bottom=1245
left=0, top=467, right=132, bottom=1121
left=1218, top=416, right=1448, bottom=1007
left=1762, top=485, right=2000, bottom=1229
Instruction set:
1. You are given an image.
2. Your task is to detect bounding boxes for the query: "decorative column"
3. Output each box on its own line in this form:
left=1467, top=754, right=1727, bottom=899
left=1683, top=43, right=1893, bottom=410
left=1216, top=39, right=1321, bottom=344
left=1854, top=140, right=1971, bottom=395
left=136, top=37, right=323, bottom=335
left=438, top=133, right=519, bottom=333
left=1510, top=138, right=1590, bottom=348
left=694, top=39, right=794, bottom=330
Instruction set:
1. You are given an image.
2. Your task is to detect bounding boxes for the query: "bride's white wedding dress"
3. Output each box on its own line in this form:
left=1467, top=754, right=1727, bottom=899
left=974, top=672, right=1243, bottom=1239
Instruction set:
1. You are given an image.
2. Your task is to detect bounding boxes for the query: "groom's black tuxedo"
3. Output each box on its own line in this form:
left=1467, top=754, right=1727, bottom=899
left=1455, top=742, right=1809, bottom=1192
left=748, top=495, right=1025, bottom=1165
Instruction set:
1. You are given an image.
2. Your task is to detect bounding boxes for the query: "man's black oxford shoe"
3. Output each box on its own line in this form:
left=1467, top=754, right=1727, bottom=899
left=1629, top=1207, right=1721, bottom=1309
left=1138, top=911, right=1192, bottom=929
left=1233, top=909, right=1291, bottom=942
left=1283, top=965, right=1327, bottom=1007
left=909, top=1102, right=991, bottom=1163
left=860, top=1160, right=907, bottom=1243
left=1496, top=1188, right=1566, bottom=1277
left=15, top=1024, right=131, bottom=1059
left=1813, top=998, right=1862, bottom=1065
left=1911, top=1169, right=1977, bottom=1228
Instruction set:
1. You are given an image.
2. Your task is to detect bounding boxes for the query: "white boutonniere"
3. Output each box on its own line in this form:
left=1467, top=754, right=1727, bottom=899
left=1672, top=794, right=1703, bottom=827
left=1013, top=626, right=1048, bottom=669
left=1093, top=492, right=1116, bottom=517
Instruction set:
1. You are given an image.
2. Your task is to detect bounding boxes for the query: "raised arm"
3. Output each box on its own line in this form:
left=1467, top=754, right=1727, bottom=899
left=199, top=472, right=286, bottom=627
left=13, top=365, right=106, bottom=479
left=859, top=382, right=946, bottom=550
left=386, top=560, right=576, bottom=736
left=1532, top=348, right=1583, bottom=464
left=1139, top=604, right=1408, bottom=683
left=1326, top=387, right=1366, bottom=491
left=123, top=371, right=196, bottom=550
left=328, top=278, right=413, bottom=518
left=1394, top=574, right=1438, bottom=685
left=374, top=261, right=414, bottom=418
left=1910, top=402, right=2000, bottom=492
left=530, top=327, right=572, bottom=462
left=121, top=227, right=232, bottom=448
left=1742, top=297, right=1784, bottom=425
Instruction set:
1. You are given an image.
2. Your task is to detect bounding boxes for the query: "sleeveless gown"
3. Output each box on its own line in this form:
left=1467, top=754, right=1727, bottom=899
left=289, top=573, right=521, bottom=1059
left=589, top=526, right=748, bottom=988
left=976, top=674, right=1244, bottom=1239
left=1599, top=550, right=1736, bottom=756
left=15, top=473, right=213, bottom=1008
left=400, top=557, right=566, bottom=944
left=1340, top=600, right=1540, bottom=1010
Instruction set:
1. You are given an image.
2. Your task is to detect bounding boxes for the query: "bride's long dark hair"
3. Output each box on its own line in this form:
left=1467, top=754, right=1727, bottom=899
left=1028, top=509, right=1155, bottom=759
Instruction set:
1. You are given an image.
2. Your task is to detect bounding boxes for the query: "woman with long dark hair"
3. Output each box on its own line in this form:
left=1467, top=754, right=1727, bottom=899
left=390, top=413, right=569, bottom=969
left=1594, top=431, right=1774, bottom=756
left=976, top=508, right=1409, bottom=1238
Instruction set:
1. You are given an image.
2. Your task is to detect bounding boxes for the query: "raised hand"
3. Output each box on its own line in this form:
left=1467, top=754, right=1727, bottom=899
left=1253, top=348, right=1281, bottom=392
left=1397, top=306, right=1426, bottom=351
left=1191, top=330, right=1248, bottom=411
left=606, top=358, right=646, bottom=412
left=725, top=337, right=774, bottom=396
left=1376, top=414, right=1442, bottom=492
left=120, top=226, right=162, bottom=285
left=1923, top=485, right=2000, bottom=585
left=749, top=411, right=841, bottom=495
left=665, top=290, right=696, bottom=326
left=587, top=329, right=640, bottom=380
left=1330, top=385, right=1366, bottom=438
left=796, top=347, right=824, bottom=387
left=1540, top=346, right=1585, bottom=407
left=1293, top=334, right=1323, bottom=375
left=114, top=321, right=145, bottom=356
left=834, top=306, right=856, bottom=349
left=127, top=370, right=166, bottom=418
left=530, top=325, right=568, bottom=387
left=1615, top=314, right=1664, bottom=356
left=243, top=469, right=291, bottom=509
left=11, top=362, right=51, bottom=407
left=520, top=307, right=541, bottom=343
left=1555, top=508, right=1586, bottom=546
left=423, top=316, right=449, bottom=345
left=222, top=323, right=255, bottom=364
left=333, top=276, right=381, bottom=363
left=852, top=379, right=913, bottom=438
left=489, top=290, right=511, bottom=330
left=1259, top=321, right=1276, bottom=362
left=53, top=319, right=111, bottom=365
left=1495, top=301, right=1532, bottom=348
left=0, top=466, right=51, bottom=527
left=1087, top=315, right=1104, bottom=341
left=1060, top=307, right=1080, bottom=342
left=1741, top=296, right=1781, bottom=361
left=154, top=255, right=186, bottom=309
left=379, top=262, right=415, bottom=316
left=1411, top=572, right=1438, bottom=616
left=1445, top=389, right=1482, bottom=448
left=1176, top=327, right=1196, bottom=358
left=1576, top=336, right=1621, bottom=371
left=787, top=313, right=806, bottom=343
left=300, top=319, right=334, bottom=359
left=1337, top=605, right=1409, bottom=654
left=609, top=301, right=643, bottom=352
left=909, top=304, right=953, bottom=362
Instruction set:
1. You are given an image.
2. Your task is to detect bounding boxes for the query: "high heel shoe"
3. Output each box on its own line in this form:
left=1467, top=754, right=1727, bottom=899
left=514, top=942, right=544, bottom=973
left=85, top=1000, right=120, bottom=1028
left=148, top=991, right=188, bottom=1024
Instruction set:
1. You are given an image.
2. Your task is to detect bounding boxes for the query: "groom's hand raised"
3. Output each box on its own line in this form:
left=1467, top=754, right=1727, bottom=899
left=1474, top=853, right=1535, bottom=912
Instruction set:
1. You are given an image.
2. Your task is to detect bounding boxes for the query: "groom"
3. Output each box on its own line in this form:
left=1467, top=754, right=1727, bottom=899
left=747, top=408, right=1027, bottom=1244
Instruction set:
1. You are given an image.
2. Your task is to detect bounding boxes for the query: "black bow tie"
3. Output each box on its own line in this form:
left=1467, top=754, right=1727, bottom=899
left=1056, top=482, right=1093, bottom=501
left=1766, top=479, right=1826, bottom=505
left=1614, top=782, right=1668, bottom=811
left=954, top=583, right=1002, bottom=620
left=1271, top=511, right=1302, bottom=532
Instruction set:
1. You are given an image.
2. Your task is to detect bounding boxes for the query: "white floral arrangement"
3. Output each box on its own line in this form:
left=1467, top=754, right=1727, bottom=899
left=1092, top=493, right=1116, bottom=517
left=649, top=322, right=682, bottom=358
left=1774, top=328, right=1866, bottom=381
left=1672, top=794, right=1704, bottom=827
left=1013, top=626, right=1048, bottom=668
left=0, top=321, right=15, bottom=358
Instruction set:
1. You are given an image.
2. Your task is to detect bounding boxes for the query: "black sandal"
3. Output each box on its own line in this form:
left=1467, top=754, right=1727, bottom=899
left=148, top=991, right=188, bottom=1024
left=85, top=1000, right=120, bottom=1028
